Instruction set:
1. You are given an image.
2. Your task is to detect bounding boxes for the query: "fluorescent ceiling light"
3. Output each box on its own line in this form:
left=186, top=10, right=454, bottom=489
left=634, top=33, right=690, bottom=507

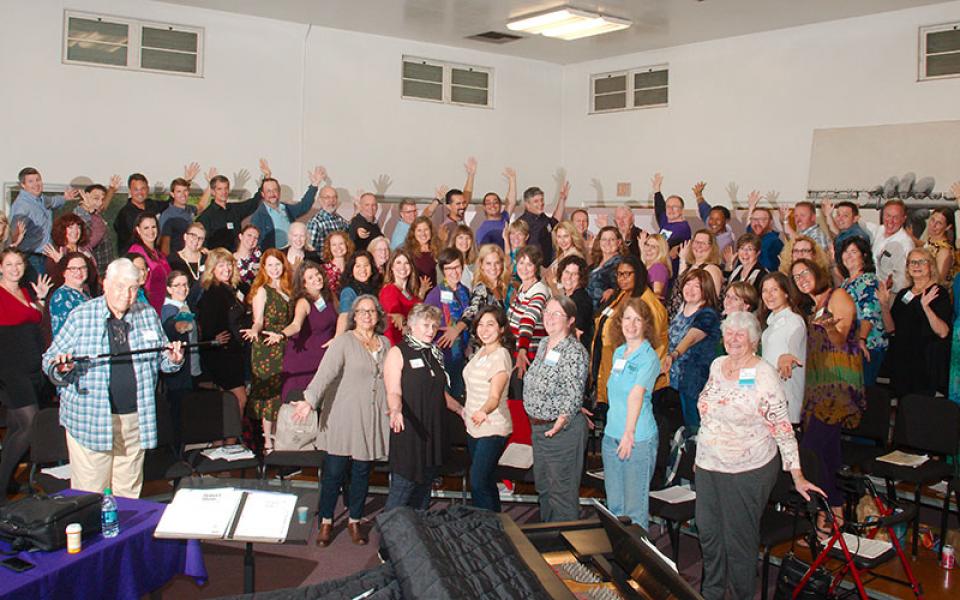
left=507, top=6, right=631, bottom=41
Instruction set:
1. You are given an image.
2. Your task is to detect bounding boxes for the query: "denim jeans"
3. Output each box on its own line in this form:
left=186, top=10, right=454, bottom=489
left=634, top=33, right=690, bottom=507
left=466, top=434, right=508, bottom=512
left=384, top=466, right=439, bottom=511
left=602, top=433, right=657, bottom=529
left=863, top=346, right=886, bottom=388
left=318, top=454, right=373, bottom=520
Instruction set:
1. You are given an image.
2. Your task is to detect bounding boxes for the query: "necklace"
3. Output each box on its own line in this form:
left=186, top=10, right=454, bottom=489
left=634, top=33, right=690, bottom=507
left=179, top=251, right=200, bottom=280
left=722, top=355, right=754, bottom=378
left=353, top=330, right=380, bottom=352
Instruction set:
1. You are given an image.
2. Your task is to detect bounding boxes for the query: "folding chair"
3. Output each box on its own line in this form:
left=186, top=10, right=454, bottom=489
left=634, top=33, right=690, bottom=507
left=261, top=390, right=325, bottom=481
left=28, top=408, right=69, bottom=494
left=790, top=471, right=922, bottom=599
left=142, top=386, right=193, bottom=487
left=181, top=389, right=260, bottom=477
left=648, top=438, right=696, bottom=564
left=862, top=393, right=959, bottom=557
left=840, top=386, right=892, bottom=471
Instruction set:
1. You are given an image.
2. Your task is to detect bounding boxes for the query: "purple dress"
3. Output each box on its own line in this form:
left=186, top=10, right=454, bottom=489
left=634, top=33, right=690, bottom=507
left=280, top=299, right=338, bottom=402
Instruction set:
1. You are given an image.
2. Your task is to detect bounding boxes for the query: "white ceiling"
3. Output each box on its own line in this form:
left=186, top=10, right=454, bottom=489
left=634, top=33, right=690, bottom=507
left=160, top=0, right=950, bottom=64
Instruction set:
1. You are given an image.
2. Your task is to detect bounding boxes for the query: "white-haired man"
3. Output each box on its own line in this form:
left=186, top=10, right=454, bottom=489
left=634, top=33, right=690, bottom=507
left=43, top=258, right=184, bottom=498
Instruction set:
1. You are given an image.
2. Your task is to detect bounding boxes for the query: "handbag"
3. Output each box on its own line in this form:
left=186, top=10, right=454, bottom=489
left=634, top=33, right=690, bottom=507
left=273, top=403, right=318, bottom=451
left=0, top=493, right=103, bottom=552
left=773, top=552, right=833, bottom=600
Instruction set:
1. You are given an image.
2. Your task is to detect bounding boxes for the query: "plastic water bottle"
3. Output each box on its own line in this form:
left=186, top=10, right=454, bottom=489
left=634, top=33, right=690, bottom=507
left=101, top=488, right=120, bottom=538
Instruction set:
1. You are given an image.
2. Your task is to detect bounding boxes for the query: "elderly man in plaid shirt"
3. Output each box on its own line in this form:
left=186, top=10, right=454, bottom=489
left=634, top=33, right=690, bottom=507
left=43, top=258, right=184, bottom=498
left=306, top=185, right=349, bottom=250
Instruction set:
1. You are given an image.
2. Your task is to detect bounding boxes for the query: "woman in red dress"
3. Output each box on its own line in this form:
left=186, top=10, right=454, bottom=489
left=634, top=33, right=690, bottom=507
left=379, top=249, right=425, bottom=346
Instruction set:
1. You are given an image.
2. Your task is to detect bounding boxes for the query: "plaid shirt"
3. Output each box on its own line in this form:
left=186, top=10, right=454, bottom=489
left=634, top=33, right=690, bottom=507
left=42, top=296, right=182, bottom=451
left=306, top=209, right=349, bottom=251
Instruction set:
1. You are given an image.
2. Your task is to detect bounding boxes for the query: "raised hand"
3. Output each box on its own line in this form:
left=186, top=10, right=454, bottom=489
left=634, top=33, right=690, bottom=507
left=721, top=244, right=735, bottom=269
left=465, top=156, right=478, bottom=175
left=109, top=174, right=122, bottom=190
left=434, top=185, right=449, bottom=202
left=64, top=188, right=79, bottom=201
left=10, top=221, right=26, bottom=247
left=746, top=190, right=762, bottom=211
left=234, top=168, right=250, bottom=192
left=308, top=165, right=326, bottom=187
left=389, top=313, right=405, bottom=331
left=678, top=240, right=691, bottom=265
left=183, top=162, right=201, bottom=182
left=821, top=196, right=834, bottom=215
left=258, top=158, right=272, bottom=179
left=921, top=285, right=940, bottom=309
left=418, top=275, right=432, bottom=298
left=651, top=172, right=664, bottom=193
left=42, top=244, right=63, bottom=263
left=204, top=167, right=218, bottom=184
left=559, top=180, right=571, bottom=201
left=263, top=331, right=284, bottom=346
left=765, top=190, right=780, bottom=205
left=692, top=181, right=706, bottom=199
left=503, top=167, right=516, bottom=181
left=31, top=274, right=53, bottom=301
left=876, top=278, right=892, bottom=307
left=373, top=174, right=392, bottom=196
left=726, top=181, right=739, bottom=204
left=778, top=204, right=791, bottom=223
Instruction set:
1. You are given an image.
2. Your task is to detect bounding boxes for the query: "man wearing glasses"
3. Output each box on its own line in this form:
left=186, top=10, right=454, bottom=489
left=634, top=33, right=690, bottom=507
left=43, top=258, right=184, bottom=498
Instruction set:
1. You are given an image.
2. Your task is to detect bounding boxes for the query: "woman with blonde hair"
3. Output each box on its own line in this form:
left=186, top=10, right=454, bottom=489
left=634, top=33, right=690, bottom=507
left=778, top=234, right=831, bottom=278
left=198, top=248, right=249, bottom=415
left=241, top=248, right=294, bottom=452
left=640, top=233, right=672, bottom=301
left=367, top=235, right=392, bottom=277
left=463, top=244, right=510, bottom=332
left=544, top=221, right=585, bottom=294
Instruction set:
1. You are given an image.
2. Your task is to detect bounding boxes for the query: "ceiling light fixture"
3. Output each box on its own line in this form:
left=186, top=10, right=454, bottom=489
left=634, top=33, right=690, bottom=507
left=507, top=6, right=631, bottom=41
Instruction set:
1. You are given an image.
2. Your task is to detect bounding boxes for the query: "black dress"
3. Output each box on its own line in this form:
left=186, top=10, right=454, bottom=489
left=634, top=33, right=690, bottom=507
left=889, top=283, right=952, bottom=397
left=570, top=287, right=594, bottom=349
left=197, top=283, right=248, bottom=390
left=390, top=341, right=448, bottom=484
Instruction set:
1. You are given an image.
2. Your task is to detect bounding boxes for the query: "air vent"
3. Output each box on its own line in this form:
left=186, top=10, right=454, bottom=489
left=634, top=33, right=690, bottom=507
left=467, top=31, right=522, bottom=44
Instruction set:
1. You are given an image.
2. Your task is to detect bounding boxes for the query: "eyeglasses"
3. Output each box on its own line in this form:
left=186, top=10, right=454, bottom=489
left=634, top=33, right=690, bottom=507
left=616, top=270, right=635, bottom=278
left=793, top=247, right=814, bottom=255
left=543, top=310, right=567, bottom=319
left=792, top=268, right=812, bottom=281
left=65, top=266, right=88, bottom=272
left=442, top=264, right=463, bottom=272
left=355, top=308, right=378, bottom=315
left=908, top=259, right=930, bottom=267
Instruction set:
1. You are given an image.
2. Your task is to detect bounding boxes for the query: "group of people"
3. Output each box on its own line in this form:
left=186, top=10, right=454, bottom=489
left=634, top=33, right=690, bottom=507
left=3, top=159, right=960, bottom=598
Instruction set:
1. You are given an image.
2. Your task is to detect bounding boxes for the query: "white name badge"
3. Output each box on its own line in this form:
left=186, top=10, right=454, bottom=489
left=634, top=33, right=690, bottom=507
left=143, top=331, right=159, bottom=343
left=901, top=291, right=915, bottom=304
left=612, top=358, right=627, bottom=373
left=739, top=367, right=757, bottom=387
left=659, top=229, right=673, bottom=239
left=440, top=290, right=454, bottom=304
left=814, top=307, right=825, bottom=319
left=601, top=306, right=614, bottom=318
left=314, top=297, right=327, bottom=312
left=545, top=350, right=561, bottom=366
left=226, top=222, right=235, bottom=230
left=409, top=358, right=425, bottom=369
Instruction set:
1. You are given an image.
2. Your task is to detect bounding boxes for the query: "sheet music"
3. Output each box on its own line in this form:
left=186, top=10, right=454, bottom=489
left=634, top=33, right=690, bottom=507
left=841, top=533, right=892, bottom=559
left=155, top=488, right=244, bottom=539
left=498, top=443, right=533, bottom=469
left=231, top=490, right=297, bottom=542
left=648, top=484, right=696, bottom=504
left=876, top=450, right=929, bottom=468
left=40, top=464, right=72, bottom=480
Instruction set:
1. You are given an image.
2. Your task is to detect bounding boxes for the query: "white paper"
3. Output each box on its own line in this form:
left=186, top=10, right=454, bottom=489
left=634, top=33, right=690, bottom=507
left=649, top=484, right=697, bottom=504
left=231, top=491, right=297, bottom=542
left=498, top=443, right=533, bottom=469
left=876, top=450, right=929, bottom=468
left=841, top=533, right=892, bottom=560
left=155, top=488, right=244, bottom=539
left=201, top=444, right=255, bottom=462
left=641, top=535, right=678, bottom=572
left=41, top=464, right=72, bottom=480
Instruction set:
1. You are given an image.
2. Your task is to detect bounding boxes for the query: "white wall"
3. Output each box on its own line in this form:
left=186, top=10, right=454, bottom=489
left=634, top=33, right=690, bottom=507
left=0, top=0, right=308, bottom=195
left=300, top=26, right=562, bottom=202
left=560, top=1, right=960, bottom=211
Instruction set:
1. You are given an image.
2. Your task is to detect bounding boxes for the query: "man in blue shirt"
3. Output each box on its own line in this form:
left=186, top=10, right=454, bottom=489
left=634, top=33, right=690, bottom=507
left=822, top=198, right=870, bottom=258
left=249, top=165, right=324, bottom=250
left=475, top=167, right=518, bottom=249
left=10, top=167, right=78, bottom=280
left=44, top=258, right=184, bottom=498
left=745, top=192, right=783, bottom=272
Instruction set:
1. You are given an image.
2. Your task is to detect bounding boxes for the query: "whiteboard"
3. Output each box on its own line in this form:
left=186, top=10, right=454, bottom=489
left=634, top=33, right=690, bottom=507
left=808, top=120, right=960, bottom=193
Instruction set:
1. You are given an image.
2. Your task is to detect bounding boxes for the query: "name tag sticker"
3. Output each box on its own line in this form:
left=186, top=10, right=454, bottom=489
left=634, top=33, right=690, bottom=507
left=226, top=222, right=235, bottom=230
left=143, top=331, right=159, bottom=343
left=314, top=298, right=327, bottom=312
left=739, top=368, right=757, bottom=387
left=659, top=229, right=673, bottom=239
left=612, top=358, right=627, bottom=373
left=901, top=291, right=915, bottom=304
left=545, top=350, right=561, bottom=366
left=409, top=358, right=425, bottom=369
left=601, top=306, right=614, bottom=318
left=814, top=307, right=825, bottom=319
left=440, top=290, right=454, bottom=304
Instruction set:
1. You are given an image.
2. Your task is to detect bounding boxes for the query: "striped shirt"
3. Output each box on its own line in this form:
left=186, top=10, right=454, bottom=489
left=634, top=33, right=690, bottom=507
left=507, top=280, right=550, bottom=362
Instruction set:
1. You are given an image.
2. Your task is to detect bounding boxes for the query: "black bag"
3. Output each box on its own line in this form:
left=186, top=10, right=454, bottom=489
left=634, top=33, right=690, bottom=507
left=0, top=493, right=103, bottom=552
left=773, top=552, right=833, bottom=600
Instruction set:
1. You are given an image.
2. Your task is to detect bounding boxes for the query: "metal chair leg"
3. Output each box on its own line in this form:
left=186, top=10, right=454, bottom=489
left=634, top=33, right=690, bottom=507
left=912, top=485, right=922, bottom=558
left=761, top=547, right=772, bottom=600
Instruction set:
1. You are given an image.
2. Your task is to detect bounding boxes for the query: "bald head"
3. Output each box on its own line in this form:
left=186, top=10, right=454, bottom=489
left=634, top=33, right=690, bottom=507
left=318, top=186, right=338, bottom=212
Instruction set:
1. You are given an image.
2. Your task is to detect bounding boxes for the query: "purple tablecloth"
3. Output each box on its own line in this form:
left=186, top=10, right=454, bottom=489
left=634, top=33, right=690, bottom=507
left=0, top=491, right=207, bottom=600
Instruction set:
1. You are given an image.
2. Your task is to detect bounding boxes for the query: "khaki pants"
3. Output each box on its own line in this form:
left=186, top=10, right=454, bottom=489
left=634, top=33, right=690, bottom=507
left=66, top=413, right=145, bottom=498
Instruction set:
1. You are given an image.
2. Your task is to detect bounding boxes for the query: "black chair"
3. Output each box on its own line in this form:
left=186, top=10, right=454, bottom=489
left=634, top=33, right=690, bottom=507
left=181, top=390, right=261, bottom=477
left=439, top=407, right=470, bottom=503
left=648, top=439, right=696, bottom=564
left=840, top=385, right=892, bottom=470
left=142, top=387, right=193, bottom=487
left=758, top=449, right=818, bottom=600
left=261, top=390, right=325, bottom=480
left=863, top=394, right=960, bottom=557
left=28, top=408, right=70, bottom=494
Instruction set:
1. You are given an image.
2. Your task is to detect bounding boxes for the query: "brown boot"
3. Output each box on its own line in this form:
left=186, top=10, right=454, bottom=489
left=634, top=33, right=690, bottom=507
left=347, top=521, right=368, bottom=545
left=316, top=522, right=334, bottom=547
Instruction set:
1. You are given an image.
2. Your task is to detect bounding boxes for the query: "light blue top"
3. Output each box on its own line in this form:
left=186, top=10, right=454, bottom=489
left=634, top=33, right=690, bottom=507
left=265, top=203, right=291, bottom=248
left=604, top=340, right=660, bottom=442
left=10, top=190, right=65, bottom=252
left=391, top=220, right=411, bottom=249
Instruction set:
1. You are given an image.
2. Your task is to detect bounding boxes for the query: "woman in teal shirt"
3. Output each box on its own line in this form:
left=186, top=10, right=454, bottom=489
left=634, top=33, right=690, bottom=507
left=603, top=297, right=661, bottom=529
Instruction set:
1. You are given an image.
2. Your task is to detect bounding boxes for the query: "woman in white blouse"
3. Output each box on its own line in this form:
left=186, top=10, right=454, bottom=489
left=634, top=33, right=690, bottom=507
left=758, top=272, right=808, bottom=424
left=695, top=311, right=821, bottom=600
